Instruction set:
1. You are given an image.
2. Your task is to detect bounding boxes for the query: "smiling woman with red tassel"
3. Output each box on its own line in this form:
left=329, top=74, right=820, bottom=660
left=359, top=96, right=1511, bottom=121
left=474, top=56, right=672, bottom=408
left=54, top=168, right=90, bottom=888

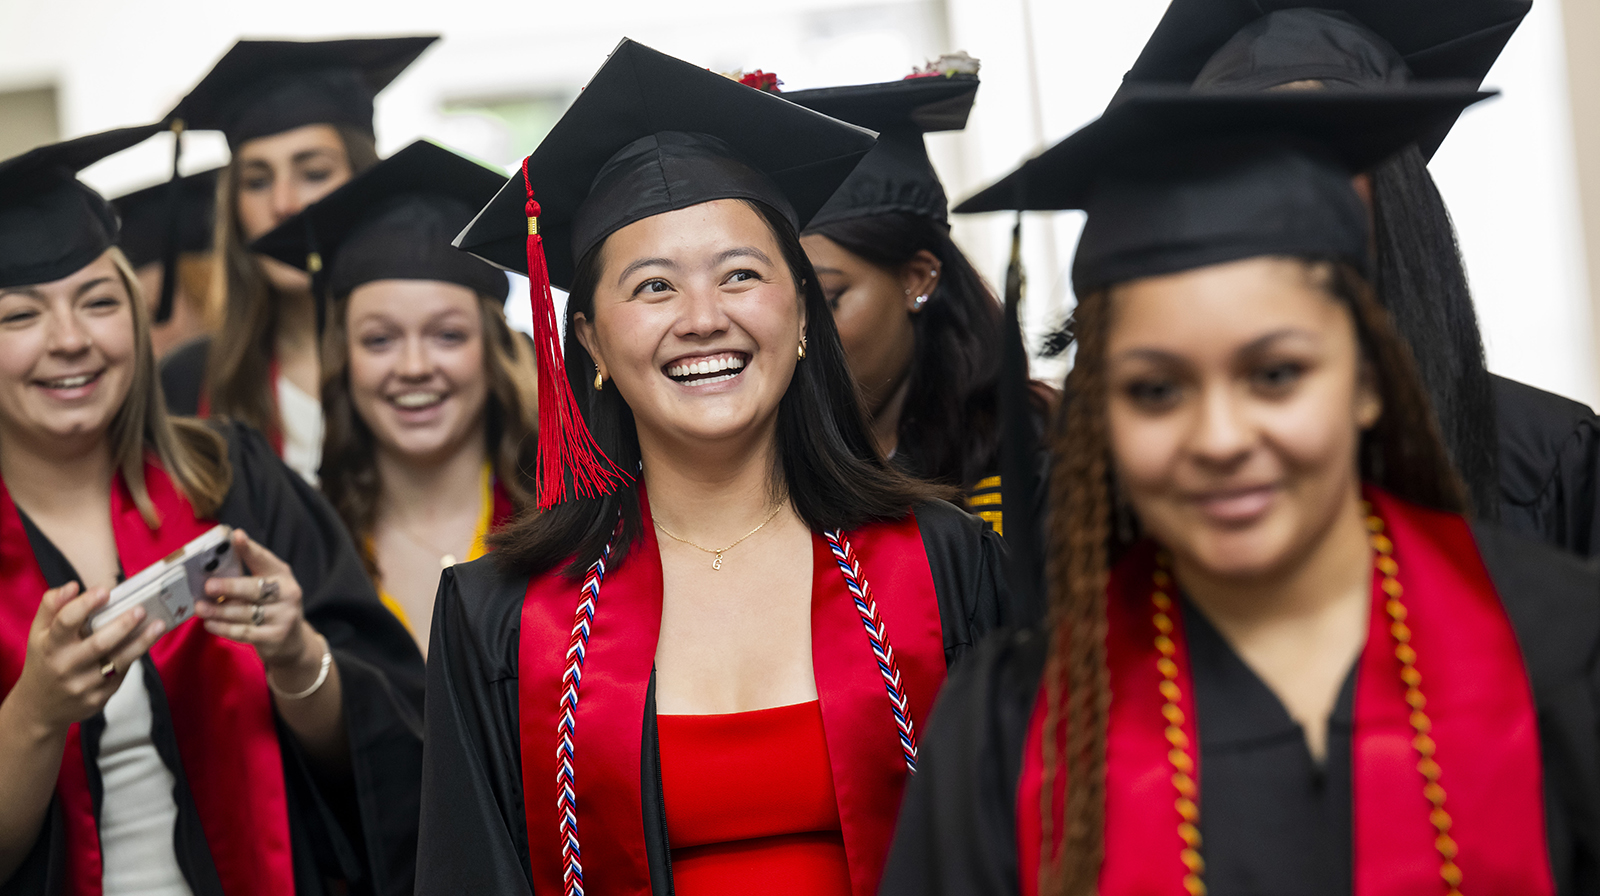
left=414, top=39, right=1018, bottom=896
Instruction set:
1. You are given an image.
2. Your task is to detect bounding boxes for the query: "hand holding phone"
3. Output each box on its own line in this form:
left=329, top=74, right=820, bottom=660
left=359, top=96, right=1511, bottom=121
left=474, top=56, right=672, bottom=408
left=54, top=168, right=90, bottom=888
left=86, top=525, right=241, bottom=637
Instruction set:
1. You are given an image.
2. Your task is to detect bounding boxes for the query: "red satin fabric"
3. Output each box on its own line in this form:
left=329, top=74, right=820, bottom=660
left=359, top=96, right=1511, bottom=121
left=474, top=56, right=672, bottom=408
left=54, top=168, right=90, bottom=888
left=658, top=700, right=851, bottom=896
left=0, top=461, right=294, bottom=896
left=1018, top=487, right=1552, bottom=895
left=518, top=495, right=944, bottom=896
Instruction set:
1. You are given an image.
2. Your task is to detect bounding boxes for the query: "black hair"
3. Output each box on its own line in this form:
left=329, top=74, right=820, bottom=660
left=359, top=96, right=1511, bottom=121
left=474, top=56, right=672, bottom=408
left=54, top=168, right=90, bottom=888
left=806, top=211, right=1047, bottom=489
left=1368, top=143, right=1499, bottom=519
left=493, top=200, right=952, bottom=577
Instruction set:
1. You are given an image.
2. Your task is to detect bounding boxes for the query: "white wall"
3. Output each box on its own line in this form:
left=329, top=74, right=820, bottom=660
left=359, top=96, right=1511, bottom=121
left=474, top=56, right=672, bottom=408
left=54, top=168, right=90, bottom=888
left=1429, top=0, right=1595, bottom=407
left=0, top=0, right=1589, bottom=404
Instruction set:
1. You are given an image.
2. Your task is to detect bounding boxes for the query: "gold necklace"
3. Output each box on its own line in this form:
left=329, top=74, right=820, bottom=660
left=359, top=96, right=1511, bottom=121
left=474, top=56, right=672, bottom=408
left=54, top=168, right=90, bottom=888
left=1148, top=505, right=1461, bottom=896
left=654, top=503, right=784, bottom=570
left=390, top=495, right=484, bottom=570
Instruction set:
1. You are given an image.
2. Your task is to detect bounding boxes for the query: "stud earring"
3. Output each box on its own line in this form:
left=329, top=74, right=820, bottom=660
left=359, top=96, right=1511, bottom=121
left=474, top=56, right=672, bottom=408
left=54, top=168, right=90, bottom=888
left=797, top=336, right=808, bottom=360
left=912, top=294, right=930, bottom=311
left=594, top=369, right=604, bottom=391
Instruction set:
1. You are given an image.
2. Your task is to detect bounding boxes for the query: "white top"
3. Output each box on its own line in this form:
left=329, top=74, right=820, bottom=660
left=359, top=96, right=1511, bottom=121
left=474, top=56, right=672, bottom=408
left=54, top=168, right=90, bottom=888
left=98, top=662, right=194, bottom=896
left=276, top=374, right=324, bottom=486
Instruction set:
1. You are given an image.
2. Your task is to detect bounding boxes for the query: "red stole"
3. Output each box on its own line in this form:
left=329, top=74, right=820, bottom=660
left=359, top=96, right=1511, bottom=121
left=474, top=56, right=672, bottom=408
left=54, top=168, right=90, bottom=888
left=518, top=497, right=946, bottom=896
left=1017, top=487, right=1553, bottom=896
left=0, top=462, right=295, bottom=896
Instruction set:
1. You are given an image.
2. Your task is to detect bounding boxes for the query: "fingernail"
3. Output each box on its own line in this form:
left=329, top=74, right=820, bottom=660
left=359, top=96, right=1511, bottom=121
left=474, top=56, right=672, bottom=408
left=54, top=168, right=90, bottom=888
left=132, top=606, right=146, bottom=621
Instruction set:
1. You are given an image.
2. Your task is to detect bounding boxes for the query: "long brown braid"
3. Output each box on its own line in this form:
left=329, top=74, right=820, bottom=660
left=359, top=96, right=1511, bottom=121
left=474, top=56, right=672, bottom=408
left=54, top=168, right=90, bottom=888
left=1039, top=287, right=1113, bottom=896
left=1037, top=260, right=1466, bottom=896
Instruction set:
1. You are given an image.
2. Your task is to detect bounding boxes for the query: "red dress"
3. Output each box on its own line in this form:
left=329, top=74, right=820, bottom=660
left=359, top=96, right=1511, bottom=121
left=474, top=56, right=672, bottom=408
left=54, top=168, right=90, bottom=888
left=657, top=700, right=852, bottom=896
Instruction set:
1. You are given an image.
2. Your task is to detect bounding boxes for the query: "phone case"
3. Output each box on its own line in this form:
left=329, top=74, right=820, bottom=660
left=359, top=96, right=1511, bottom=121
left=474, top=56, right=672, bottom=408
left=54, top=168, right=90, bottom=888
left=88, top=525, right=241, bottom=635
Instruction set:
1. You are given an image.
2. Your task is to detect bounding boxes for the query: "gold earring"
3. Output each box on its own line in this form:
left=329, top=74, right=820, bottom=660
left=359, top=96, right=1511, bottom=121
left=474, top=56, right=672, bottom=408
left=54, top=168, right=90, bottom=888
left=797, top=336, right=807, bottom=360
left=594, top=369, right=604, bottom=391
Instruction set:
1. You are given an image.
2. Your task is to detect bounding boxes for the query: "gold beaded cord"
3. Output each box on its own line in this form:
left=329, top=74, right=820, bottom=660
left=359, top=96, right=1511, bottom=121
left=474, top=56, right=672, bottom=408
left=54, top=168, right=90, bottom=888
left=1147, top=506, right=1462, bottom=896
left=1150, top=555, right=1207, bottom=896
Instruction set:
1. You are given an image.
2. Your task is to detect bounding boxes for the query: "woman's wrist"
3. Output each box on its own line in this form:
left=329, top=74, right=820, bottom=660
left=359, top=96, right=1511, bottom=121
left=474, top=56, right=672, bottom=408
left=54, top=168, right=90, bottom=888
left=264, top=621, right=322, bottom=684
left=0, top=686, right=70, bottom=748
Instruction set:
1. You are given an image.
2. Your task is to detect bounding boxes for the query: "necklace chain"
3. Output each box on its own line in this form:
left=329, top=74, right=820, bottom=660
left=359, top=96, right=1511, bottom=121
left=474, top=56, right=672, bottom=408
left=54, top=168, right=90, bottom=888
left=1149, top=505, right=1460, bottom=896
left=390, top=498, right=483, bottom=571
left=654, top=503, right=784, bottom=570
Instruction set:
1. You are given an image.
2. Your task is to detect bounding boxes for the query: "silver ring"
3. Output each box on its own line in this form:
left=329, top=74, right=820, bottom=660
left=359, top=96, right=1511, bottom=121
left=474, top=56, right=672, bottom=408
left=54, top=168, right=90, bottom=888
left=259, top=580, right=280, bottom=604
left=99, top=659, right=116, bottom=678
left=251, top=603, right=266, bottom=627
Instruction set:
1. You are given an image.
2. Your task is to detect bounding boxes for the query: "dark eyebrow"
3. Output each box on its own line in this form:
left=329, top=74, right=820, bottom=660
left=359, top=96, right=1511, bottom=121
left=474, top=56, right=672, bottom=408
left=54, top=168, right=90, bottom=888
left=1111, top=328, right=1316, bottom=366
left=713, top=247, right=774, bottom=268
left=616, top=257, right=676, bottom=287
left=810, top=265, right=845, bottom=276
left=1237, top=327, right=1317, bottom=355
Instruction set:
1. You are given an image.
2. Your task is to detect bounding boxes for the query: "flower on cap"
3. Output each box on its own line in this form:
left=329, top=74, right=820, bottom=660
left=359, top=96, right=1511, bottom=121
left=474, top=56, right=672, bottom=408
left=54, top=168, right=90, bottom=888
left=907, top=51, right=980, bottom=79
left=721, top=69, right=783, bottom=92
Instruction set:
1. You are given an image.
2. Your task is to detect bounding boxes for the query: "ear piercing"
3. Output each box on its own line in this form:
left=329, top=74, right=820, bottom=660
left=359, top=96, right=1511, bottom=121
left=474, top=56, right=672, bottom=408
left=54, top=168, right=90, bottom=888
left=798, top=336, right=808, bottom=360
left=594, top=369, right=605, bottom=391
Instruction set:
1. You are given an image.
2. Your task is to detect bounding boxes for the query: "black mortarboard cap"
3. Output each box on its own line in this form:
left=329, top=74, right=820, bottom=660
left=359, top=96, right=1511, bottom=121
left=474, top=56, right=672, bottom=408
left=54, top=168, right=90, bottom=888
left=954, top=86, right=1489, bottom=294
left=112, top=167, right=220, bottom=269
left=783, top=72, right=979, bottom=226
left=454, top=38, right=876, bottom=509
left=148, top=37, right=436, bottom=323
left=1113, top=1, right=1529, bottom=158
left=251, top=140, right=510, bottom=314
left=0, top=124, right=163, bottom=289
left=455, top=38, right=876, bottom=289
left=171, top=36, right=438, bottom=149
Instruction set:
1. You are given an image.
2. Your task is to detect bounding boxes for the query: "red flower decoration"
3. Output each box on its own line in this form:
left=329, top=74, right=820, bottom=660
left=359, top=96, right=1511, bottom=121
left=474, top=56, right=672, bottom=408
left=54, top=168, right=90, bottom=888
left=740, top=70, right=782, bottom=92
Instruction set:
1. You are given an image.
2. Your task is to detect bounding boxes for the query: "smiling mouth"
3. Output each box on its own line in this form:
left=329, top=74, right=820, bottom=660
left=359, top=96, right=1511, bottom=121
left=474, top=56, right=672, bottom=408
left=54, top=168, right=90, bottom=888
left=1190, top=484, right=1278, bottom=523
left=389, top=390, right=446, bottom=410
left=664, top=352, right=749, bottom=386
left=36, top=371, right=102, bottom=390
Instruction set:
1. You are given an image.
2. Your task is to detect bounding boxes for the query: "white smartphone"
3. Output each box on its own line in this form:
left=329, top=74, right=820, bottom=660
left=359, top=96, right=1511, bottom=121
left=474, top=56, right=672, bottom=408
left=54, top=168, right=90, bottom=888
left=86, top=524, right=242, bottom=635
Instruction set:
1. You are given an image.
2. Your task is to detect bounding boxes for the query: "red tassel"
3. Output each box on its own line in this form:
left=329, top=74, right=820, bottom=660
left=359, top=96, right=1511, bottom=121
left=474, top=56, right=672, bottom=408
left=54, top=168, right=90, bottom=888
left=523, top=158, right=632, bottom=508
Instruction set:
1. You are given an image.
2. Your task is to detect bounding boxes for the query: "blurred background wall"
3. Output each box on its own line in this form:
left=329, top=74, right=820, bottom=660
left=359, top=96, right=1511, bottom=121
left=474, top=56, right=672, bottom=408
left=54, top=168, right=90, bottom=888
left=0, top=0, right=1592, bottom=405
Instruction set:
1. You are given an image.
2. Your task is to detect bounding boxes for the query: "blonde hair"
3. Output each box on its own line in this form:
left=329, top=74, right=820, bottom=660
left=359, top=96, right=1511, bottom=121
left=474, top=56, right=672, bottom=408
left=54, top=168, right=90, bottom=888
left=104, top=247, right=232, bottom=526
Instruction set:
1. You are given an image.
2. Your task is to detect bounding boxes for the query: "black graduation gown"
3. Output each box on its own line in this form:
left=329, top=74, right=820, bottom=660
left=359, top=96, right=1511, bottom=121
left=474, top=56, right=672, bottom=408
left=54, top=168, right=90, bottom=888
left=414, top=499, right=1010, bottom=894
left=878, top=522, right=1600, bottom=896
left=1495, top=374, right=1600, bottom=557
left=2, top=423, right=424, bottom=896
left=159, top=336, right=211, bottom=417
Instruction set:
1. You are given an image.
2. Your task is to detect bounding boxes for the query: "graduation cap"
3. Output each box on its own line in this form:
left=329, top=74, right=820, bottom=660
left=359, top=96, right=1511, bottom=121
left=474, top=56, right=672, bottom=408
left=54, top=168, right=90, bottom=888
left=1112, top=0, right=1530, bottom=159
left=956, top=85, right=1490, bottom=293
left=954, top=86, right=1485, bottom=613
left=111, top=167, right=220, bottom=269
left=454, top=38, right=876, bottom=508
left=782, top=69, right=980, bottom=226
left=0, top=124, right=163, bottom=289
left=171, top=36, right=438, bottom=150
left=142, top=36, right=438, bottom=324
left=250, top=140, right=510, bottom=335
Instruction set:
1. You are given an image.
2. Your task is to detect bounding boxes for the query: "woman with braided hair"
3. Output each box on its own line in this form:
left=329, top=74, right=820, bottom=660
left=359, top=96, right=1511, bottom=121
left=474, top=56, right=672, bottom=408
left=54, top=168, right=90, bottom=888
left=879, top=87, right=1600, bottom=895
left=415, top=42, right=1012, bottom=896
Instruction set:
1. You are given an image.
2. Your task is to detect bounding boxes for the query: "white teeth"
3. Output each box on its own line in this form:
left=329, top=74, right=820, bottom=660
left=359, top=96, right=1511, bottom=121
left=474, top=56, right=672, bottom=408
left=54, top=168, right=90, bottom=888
left=392, top=391, right=444, bottom=409
left=666, top=355, right=748, bottom=379
left=42, top=374, right=93, bottom=389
